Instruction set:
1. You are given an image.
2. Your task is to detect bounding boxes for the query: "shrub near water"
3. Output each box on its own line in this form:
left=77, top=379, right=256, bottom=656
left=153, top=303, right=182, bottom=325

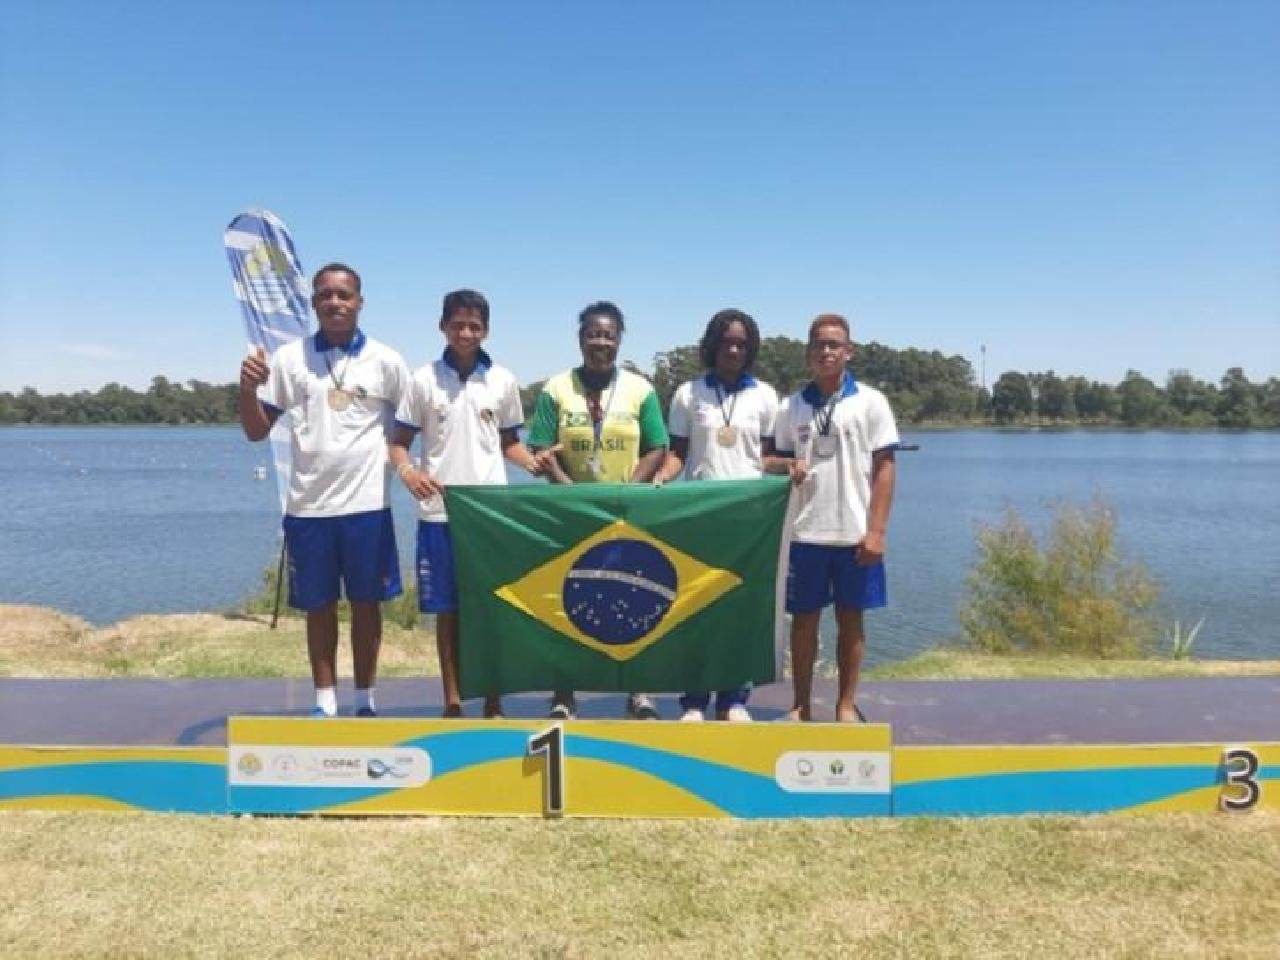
left=960, top=499, right=1159, bottom=657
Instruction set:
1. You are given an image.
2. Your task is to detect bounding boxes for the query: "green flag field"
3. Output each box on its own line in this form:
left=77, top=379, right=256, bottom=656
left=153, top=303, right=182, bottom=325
left=446, top=478, right=790, bottom=699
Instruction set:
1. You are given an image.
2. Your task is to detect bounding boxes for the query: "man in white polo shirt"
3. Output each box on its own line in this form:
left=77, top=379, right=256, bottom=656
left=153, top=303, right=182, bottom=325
left=388, top=289, right=541, bottom=719
left=238, top=263, right=408, bottom=718
left=768, top=313, right=898, bottom=723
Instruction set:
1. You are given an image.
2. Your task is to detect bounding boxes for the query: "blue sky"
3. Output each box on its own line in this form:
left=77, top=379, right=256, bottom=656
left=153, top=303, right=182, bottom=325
left=2, top=1, right=1276, bottom=393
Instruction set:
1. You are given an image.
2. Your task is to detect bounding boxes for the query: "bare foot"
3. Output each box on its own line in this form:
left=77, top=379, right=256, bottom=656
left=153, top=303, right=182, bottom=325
left=784, top=706, right=811, bottom=722
left=483, top=695, right=504, bottom=719
left=442, top=703, right=464, bottom=719
left=835, top=704, right=865, bottom=723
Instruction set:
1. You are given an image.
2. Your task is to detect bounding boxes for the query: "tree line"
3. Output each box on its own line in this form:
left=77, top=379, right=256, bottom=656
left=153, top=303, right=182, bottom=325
left=5, top=345, right=1279, bottom=429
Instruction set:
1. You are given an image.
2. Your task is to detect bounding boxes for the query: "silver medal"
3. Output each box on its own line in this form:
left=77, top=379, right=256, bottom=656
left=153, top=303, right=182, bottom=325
left=814, top=435, right=838, bottom=458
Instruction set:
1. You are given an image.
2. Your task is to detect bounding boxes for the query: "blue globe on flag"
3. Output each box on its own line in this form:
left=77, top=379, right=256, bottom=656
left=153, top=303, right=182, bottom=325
left=563, top=539, right=678, bottom=645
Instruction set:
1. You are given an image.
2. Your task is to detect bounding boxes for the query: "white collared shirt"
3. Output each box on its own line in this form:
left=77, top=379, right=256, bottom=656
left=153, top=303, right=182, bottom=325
left=774, top=373, right=899, bottom=545
left=395, top=351, right=524, bottom=522
left=263, top=330, right=408, bottom=518
left=668, top=374, right=779, bottom=480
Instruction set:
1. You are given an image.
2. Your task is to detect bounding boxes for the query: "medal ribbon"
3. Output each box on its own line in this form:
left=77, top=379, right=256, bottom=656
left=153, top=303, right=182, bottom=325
left=323, top=346, right=352, bottom=393
left=714, top=381, right=740, bottom=428
left=587, top=370, right=619, bottom=455
left=814, top=391, right=839, bottom=437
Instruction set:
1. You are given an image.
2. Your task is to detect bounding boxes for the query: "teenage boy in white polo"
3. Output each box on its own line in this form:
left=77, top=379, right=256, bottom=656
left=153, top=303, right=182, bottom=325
left=238, top=263, right=408, bottom=718
left=388, top=289, right=541, bottom=719
left=660, top=308, right=779, bottom=722
left=767, top=313, right=898, bottom=723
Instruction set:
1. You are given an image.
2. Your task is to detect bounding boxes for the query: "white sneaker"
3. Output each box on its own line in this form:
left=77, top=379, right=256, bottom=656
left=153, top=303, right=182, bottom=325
left=548, top=698, right=577, bottom=720
left=723, top=705, right=752, bottom=723
left=627, top=694, right=660, bottom=720
left=679, top=708, right=705, bottom=723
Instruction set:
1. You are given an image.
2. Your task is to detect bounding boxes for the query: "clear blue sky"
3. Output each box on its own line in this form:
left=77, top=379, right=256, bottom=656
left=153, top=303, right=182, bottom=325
left=2, top=1, right=1276, bottom=393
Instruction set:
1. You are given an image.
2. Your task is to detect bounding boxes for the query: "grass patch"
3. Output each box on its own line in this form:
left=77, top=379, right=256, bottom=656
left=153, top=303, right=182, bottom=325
left=868, top=647, right=1280, bottom=680
left=1, top=812, right=1277, bottom=957
left=0, top=605, right=439, bottom=679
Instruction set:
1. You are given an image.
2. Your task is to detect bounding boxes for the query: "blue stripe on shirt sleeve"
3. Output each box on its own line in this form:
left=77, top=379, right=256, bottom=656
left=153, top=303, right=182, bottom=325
left=262, top=401, right=283, bottom=417
left=394, top=419, right=420, bottom=434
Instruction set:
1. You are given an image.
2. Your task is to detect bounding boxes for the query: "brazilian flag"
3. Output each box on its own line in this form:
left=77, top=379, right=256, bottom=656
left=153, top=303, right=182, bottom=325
left=445, top=477, right=791, bottom=698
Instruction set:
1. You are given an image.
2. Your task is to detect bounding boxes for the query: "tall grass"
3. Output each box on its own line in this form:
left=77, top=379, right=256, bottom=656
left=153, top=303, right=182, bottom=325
left=960, top=498, right=1159, bottom=657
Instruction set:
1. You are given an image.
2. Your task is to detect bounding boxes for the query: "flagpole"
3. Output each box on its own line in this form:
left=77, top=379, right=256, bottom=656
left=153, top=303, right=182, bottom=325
left=270, top=542, right=287, bottom=629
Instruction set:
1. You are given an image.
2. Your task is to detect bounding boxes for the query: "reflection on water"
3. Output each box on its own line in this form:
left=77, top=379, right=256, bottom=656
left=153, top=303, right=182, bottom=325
left=2, top=427, right=1277, bottom=664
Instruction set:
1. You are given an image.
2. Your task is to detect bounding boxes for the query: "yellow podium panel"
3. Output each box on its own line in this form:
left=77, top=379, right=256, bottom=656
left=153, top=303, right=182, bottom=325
left=226, top=717, right=893, bottom=819
left=894, top=743, right=1280, bottom=816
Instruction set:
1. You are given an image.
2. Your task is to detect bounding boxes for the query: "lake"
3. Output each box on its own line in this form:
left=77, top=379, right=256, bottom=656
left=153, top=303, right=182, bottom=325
left=1, top=426, right=1276, bottom=666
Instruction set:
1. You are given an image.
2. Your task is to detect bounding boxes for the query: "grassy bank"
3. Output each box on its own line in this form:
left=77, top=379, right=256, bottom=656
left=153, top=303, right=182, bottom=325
left=2, top=812, right=1277, bottom=958
left=3, top=604, right=1277, bottom=681
left=0, top=604, right=439, bottom=679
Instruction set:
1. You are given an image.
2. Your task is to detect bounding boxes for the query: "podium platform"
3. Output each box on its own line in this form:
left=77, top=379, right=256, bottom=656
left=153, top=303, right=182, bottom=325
left=2, top=677, right=1277, bottom=818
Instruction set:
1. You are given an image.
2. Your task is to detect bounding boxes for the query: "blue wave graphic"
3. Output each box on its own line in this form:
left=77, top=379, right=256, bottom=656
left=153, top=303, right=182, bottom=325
left=404, top=729, right=887, bottom=818
left=0, top=761, right=226, bottom=814
left=895, top=765, right=1280, bottom=816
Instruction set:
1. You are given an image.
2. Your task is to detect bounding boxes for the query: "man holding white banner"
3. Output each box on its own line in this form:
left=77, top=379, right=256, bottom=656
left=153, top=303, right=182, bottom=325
left=239, top=263, right=409, bottom=718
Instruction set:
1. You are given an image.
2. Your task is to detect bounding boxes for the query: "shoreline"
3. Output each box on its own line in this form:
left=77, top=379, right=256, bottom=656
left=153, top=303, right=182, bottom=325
left=3, top=603, right=1277, bottom=682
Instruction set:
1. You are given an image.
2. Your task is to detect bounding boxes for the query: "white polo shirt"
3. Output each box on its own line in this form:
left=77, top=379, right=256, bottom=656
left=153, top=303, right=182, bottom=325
left=263, top=329, right=408, bottom=518
left=773, top=372, right=899, bottom=545
left=668, top=374, right=779, bottom=480
left=394, top=349, right=524, bottom=523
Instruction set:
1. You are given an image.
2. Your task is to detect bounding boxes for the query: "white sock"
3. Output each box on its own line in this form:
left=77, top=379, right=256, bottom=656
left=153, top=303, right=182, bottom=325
left=355, top=688, right=376, bottom=713
left=315, top=687, right=338, bottom=716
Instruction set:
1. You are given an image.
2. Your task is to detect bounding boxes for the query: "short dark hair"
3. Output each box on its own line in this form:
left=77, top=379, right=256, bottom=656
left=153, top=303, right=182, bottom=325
left=808, top=313, right=850, bottom=343
left=699, top=308, right=760, bottom=370
left=312, top=262, right=362, bottom=292
left=441, top=289, right=490, bottom=327
left=578, top=300, right=625, bottom=335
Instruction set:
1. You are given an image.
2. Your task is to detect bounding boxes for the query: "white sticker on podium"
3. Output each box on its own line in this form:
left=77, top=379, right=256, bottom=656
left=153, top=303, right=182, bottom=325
left=775, top=751, right=891, bottom=794
left=229, top=746, right=432, bottom=788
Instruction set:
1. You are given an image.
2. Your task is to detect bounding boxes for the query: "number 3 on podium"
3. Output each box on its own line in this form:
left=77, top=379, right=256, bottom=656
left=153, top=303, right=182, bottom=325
left=528, top=724, right=566, bottom=817
left=1220, top=746, right=1260, bottom=812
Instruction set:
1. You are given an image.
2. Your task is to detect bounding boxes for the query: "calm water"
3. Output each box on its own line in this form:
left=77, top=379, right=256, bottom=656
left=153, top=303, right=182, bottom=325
left=2, top=426, right=1277, bottom=665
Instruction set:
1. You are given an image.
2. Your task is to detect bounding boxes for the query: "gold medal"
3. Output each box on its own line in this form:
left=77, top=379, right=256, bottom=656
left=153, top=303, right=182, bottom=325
left=327, top=387, right=351, bottom=412
left=716, top=425, right=738, bottom=447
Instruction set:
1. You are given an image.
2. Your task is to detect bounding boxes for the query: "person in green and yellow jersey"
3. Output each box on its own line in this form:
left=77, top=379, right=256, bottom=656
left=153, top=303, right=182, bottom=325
left=528, top=301, right=669, bottom=719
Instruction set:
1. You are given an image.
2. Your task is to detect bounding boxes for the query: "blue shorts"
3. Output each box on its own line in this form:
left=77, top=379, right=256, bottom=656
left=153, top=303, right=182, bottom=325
left=785, top=541, right=887, bottom=614
left=282, top=509, right=402, bottom=611
left=416, top=521, right=457, bottom=613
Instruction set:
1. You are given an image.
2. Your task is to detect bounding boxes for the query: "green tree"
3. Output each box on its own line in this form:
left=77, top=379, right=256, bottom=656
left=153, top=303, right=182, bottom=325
left=1118, top=370, right=1167, bottom=426
left=1165, top=370, right=1218, bottom=427
left=1216, top=367, right=1260, bottom=428
left=991, top=372, right=1034, bottom=423
left=1035, top=371, right=1075, bottom=421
